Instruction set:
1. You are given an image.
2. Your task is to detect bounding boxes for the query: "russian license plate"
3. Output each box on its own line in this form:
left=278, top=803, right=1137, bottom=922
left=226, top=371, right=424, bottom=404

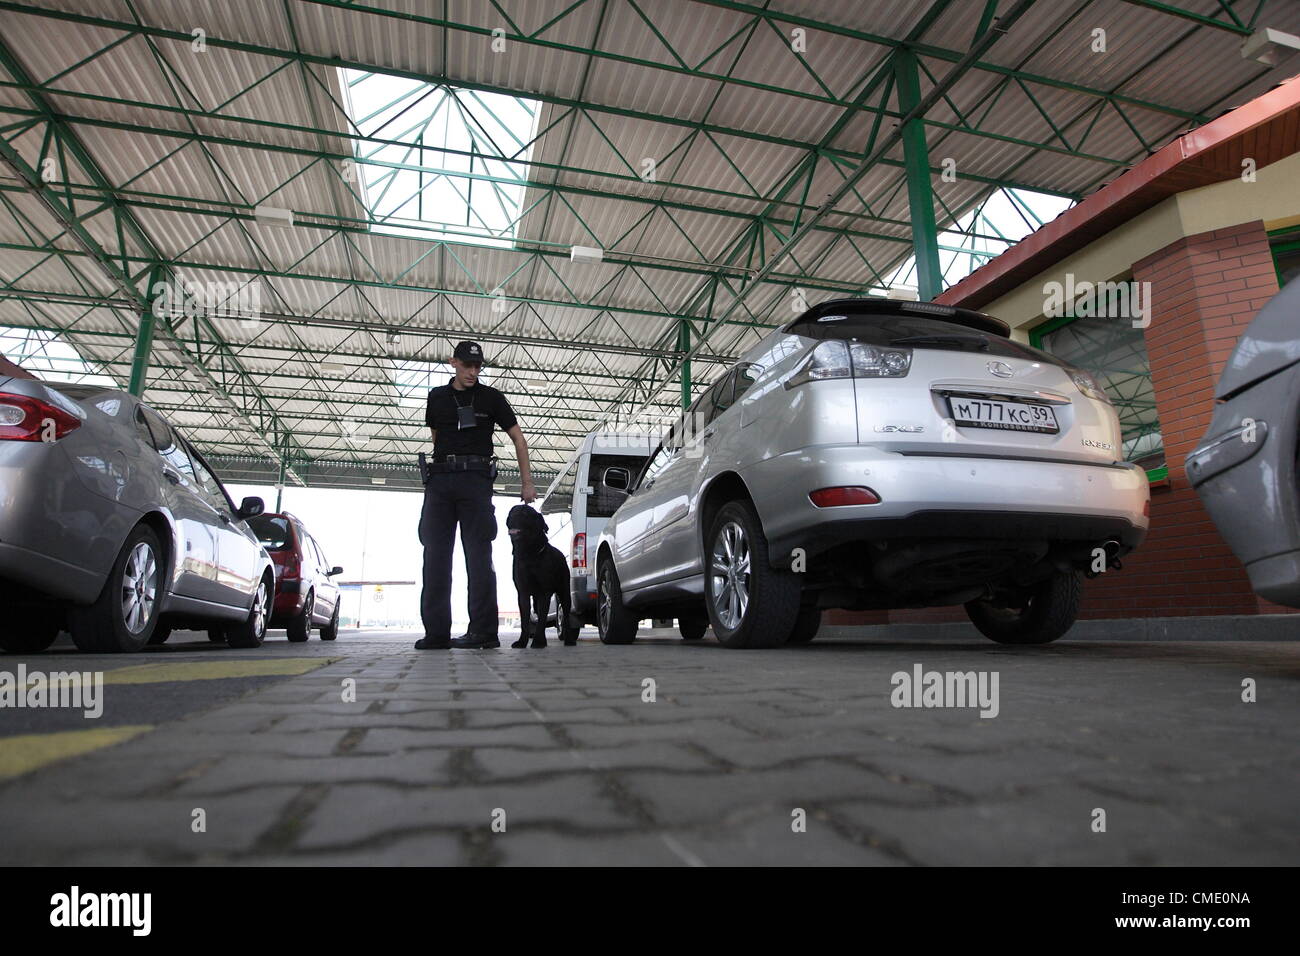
left=948, top=396, right=1059, bottom=433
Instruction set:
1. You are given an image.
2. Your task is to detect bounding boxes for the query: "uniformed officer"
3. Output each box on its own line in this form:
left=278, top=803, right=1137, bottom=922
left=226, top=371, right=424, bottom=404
left=416, top=341, right=536, bottom=650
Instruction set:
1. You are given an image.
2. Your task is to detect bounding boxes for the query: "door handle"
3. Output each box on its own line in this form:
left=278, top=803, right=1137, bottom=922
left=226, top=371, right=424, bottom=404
left=163, top=469, right=180, bottom=485
left=702, top=428, right=715, bottom=440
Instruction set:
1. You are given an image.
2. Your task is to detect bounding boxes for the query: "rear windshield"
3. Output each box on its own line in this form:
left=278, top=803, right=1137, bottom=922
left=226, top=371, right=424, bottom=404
left=588, top=453, right=651, bottom=518
left=788, top=313, right=1056, bottom=363
left=43, top=383, right=107, bottom=400
left=248, top=515, right=293, bottom=551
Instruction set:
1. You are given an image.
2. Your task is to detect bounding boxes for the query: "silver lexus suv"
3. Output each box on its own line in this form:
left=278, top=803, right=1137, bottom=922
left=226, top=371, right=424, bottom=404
left=595, top=298, right=1149, bottom=648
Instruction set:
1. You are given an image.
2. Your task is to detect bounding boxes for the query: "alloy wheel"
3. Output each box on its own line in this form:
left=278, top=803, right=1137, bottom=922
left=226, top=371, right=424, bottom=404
left=598, top=569, right=611, bottom=634
left=709, top=520, right=751, bottom=630
left=252, top=582, right=268, bottom=638
left=120, top=541, right=157, bottom=634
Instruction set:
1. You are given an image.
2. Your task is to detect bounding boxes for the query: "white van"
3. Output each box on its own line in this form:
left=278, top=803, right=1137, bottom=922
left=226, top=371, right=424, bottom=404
left=540, top=431, right=655, bottom=632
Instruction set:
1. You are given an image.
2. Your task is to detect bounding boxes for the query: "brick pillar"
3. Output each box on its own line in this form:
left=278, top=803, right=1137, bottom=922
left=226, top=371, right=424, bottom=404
left=819, top=220, right=1291, bottom=627
left=1127, top=220, right=1284, bottom=616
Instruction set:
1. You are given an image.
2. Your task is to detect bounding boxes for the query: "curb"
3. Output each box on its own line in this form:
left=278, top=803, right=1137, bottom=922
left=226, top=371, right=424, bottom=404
left=820, top=614, right=1299, bottom=643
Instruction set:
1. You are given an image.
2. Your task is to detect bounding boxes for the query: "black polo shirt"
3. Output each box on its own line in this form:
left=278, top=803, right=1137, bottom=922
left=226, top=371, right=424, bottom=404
left=425, top=377, right=518, bottom=458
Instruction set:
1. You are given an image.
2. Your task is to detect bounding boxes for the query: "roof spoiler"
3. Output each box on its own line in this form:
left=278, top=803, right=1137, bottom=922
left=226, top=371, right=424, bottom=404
left=783, top=297, right=1010, bottom=338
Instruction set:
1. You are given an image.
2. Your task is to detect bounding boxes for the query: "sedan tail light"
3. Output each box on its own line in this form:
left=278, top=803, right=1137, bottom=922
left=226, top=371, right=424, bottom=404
left=572, top=533, right=587, bottom=570
left=809, top=486, right=881, bottom=507
left=281, top=559, right=300, bottom=581
left=0, top=392, right=82, bottom=442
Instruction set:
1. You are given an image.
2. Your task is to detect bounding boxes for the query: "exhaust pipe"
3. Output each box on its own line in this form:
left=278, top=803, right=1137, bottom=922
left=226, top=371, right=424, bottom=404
left=1084, top=539, right=1124, bottom=578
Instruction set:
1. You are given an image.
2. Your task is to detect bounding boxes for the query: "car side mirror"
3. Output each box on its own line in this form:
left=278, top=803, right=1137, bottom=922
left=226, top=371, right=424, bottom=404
left=237, top=496, right=265, bottom=520
left=329, top=566, right=343, bottom=577
left=603, top=467, right=631, bottom=492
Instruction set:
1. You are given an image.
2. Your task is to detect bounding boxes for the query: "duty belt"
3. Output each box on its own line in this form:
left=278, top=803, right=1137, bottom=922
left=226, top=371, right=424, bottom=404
left=419, top=452, right=497, bottom=482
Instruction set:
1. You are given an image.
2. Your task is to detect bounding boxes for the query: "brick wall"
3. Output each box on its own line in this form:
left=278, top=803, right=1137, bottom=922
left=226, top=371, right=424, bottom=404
left=1130, top=220, right=1291, bottom=616
left=828, top=219, right=1291, bottom=627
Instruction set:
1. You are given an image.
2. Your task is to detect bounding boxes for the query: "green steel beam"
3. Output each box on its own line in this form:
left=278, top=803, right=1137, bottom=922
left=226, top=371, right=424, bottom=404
left=0, top=3, right=1199, bottom=172
left=1117, top=0, right=1254, bottom=33
left=893, top=48, right=943, bottom=302
left=0, top=0, right=1265, bottom=481
left=677, top=318, right=690, bottom=409
left=0, top=80, right=1085, bottom=203
left=0, top=229, right=790, bottom=332
left=605, top=0, right=1041, bottom=424
left=0, top=294, right=740, bottom=369
left=0, top=106, right=1048, bottom=245
left=0, top=35, right=311, bottom=484
left=296, top=0, right=1212, bottom=124
left=127, top=263, right=165, bottom=395
left=684, top=0, right=1211, bottom=121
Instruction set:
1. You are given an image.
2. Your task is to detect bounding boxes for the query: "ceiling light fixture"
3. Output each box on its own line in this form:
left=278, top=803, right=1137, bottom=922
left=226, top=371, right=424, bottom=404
left=254, top=204, right=295, bottom=228
left=1242, top=27, right=1300, bottom=65
left=570, top=245, right=604, bottom=264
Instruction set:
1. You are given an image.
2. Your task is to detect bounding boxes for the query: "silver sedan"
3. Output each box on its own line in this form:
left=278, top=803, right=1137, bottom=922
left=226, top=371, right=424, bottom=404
left=0, top=377, right=275, bottom=653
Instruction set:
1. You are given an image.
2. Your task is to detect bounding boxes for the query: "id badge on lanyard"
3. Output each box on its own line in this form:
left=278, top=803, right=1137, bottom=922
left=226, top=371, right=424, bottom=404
left=456, top=402, right=477, bottom=430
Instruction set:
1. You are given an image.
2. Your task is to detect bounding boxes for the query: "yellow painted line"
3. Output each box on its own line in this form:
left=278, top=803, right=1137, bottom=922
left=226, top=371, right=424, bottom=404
left=95, top=658, right=336, bottom=685
left=0, top=725, right=153, bottom=780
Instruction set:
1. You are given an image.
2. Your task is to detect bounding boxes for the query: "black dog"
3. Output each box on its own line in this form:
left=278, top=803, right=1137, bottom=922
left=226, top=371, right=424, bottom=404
left=506, top=504, right=574, bottom=648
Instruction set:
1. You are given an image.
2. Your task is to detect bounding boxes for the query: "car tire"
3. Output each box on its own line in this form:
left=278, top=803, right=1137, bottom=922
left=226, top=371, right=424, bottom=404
left=207, top=628, right=226, bottom=643
left=226, top=576, right=272, bottom=649
left=705, top=500, right=800, bottom=649
left=0, top=610, right=60, bottom=654
left=69, top=524, right=164, bottom=653
left=786, top=606, right=821, bottom=645
left=678, top=615, right=708, bottom=640
left=596, top=557, right=637, bottom=644
left=147, top=623, right=172, bottom=646
left=965, top=569, right=1081, bottom=645
left=286, top=590, right=313, bottom=643
left=319, top=602, right=340, bottom=641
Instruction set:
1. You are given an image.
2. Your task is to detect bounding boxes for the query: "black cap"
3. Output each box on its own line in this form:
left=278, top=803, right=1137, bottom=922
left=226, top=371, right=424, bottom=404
left=453, top=340, right=485, bottom=365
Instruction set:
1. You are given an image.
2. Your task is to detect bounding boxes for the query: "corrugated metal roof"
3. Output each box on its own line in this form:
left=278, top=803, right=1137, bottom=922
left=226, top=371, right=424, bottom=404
left=3, top=0, right=1300, bottom=479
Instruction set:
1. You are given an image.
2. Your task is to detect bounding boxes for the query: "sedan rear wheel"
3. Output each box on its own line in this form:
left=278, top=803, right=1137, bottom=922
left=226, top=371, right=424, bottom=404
left=286, top=590, right=313, bottom=643
left=69, top=525, right=163, bottom=653
left=965, top=569, right=1081, bottom=645
left=705, top=501, right=800, bottom=649
left=319, top=601, right=340, bottom=641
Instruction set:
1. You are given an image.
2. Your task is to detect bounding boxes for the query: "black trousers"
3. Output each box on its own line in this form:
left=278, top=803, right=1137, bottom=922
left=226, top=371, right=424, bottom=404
left=419, top=470, right=498, bottom=639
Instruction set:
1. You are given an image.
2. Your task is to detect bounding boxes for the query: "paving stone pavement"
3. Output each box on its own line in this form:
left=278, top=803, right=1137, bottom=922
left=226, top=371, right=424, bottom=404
left=1, top=627, right=1297, bottom=866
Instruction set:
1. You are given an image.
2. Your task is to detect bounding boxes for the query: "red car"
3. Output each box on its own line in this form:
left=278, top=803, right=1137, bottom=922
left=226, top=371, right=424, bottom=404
left=247, top=512, right=343, bottom=641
